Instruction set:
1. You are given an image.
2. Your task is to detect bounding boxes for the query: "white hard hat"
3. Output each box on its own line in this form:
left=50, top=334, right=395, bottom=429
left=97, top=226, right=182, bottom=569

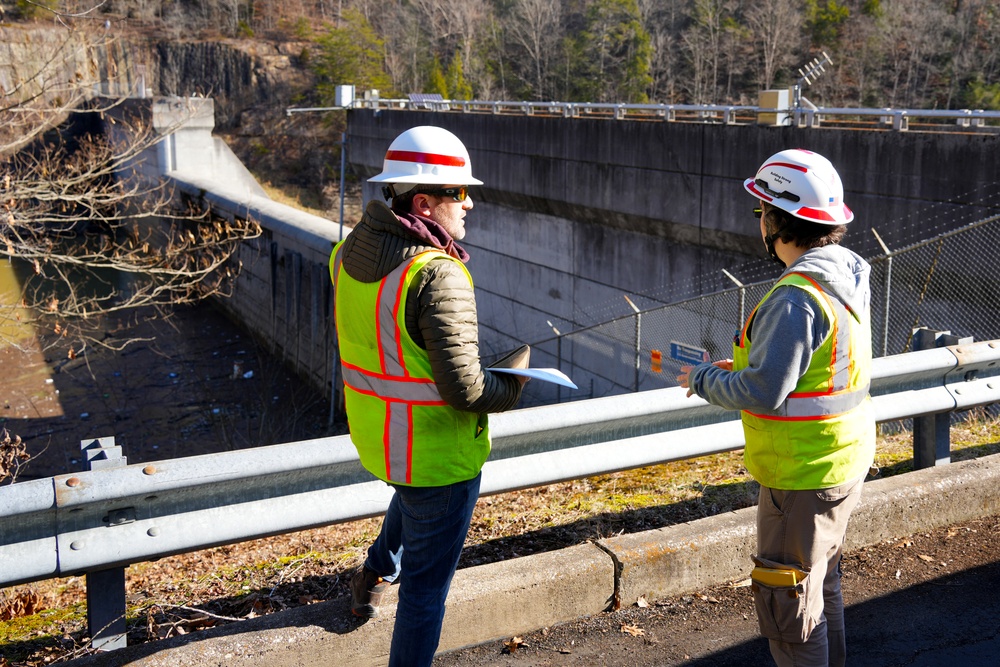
left=368, top=125, right=483, bottom=188
left=744, top=149, right=854, bottom=225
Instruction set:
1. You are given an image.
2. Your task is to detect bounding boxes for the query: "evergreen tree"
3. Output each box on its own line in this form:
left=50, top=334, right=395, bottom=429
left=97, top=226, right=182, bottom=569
left=806, top=0, right=850, bottom=47
left=568, top=0, right=653, bottom=103
left=312, top=9, right=394, bottom=103
left=447, top=50, right=474, bottom=100
left=427, top=55, right=449, bottom=97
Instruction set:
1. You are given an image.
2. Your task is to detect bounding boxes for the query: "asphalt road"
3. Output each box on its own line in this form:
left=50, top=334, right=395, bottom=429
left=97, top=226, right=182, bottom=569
left=435, top=514, right=1000, bottom=667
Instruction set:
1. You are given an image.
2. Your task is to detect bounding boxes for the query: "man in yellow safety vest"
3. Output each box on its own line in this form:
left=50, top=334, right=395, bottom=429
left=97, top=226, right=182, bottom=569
left=330, top=125, right=526, bottom=667
left=678, top=149, right=875, bottom=667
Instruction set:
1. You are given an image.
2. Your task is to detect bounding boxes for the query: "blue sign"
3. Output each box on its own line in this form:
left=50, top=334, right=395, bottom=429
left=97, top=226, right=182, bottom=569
left=669, top=341, right=709, bottom=365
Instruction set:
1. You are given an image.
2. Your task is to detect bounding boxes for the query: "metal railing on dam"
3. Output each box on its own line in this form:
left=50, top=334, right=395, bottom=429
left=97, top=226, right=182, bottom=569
left=291, top=97, right=1000, bottom=134
left=2, top=337, right=999, bottom=647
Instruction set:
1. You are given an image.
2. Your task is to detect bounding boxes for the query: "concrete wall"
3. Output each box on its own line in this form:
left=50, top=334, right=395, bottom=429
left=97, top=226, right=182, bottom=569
left=170, top=176, right=341, bottom=399
left=350, top=110, right=1000, bottom=261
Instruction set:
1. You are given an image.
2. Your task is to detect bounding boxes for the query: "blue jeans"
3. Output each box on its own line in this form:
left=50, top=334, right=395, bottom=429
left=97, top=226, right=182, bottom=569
left=365, top=473, right=481, bottom=667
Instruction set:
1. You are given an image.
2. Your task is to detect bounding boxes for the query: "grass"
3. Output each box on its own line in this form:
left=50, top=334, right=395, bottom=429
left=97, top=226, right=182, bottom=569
left=257, top=181, right=329, bottom=218
left=2, top=411, right=999, bottom=664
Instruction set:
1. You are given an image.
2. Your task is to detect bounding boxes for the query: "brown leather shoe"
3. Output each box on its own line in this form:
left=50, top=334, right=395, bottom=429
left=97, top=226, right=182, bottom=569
left=350, top=566, right=390, bottom=618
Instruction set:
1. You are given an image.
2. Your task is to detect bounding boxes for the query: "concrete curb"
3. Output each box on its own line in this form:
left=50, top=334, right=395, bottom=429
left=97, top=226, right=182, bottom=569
left=67, top=452, right=1000, bottom=666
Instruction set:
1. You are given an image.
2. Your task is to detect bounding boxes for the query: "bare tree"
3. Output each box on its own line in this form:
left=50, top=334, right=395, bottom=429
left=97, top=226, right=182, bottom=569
left=872, top=0, right=950, bottom=108
left=744, top=0, right=803, bottom=92
left=506, top=0, right=563, bottom=100
left=681, top=0, right=740, bottom=103
left=1, top=25, right=261, bottom=353
left=835, top=9, right=886, bottom=107
left=638, top=0, right=685, bottom=103
left=409, top=0, right=491, bottom=95
left=945, top=0, right=1000, bottom=108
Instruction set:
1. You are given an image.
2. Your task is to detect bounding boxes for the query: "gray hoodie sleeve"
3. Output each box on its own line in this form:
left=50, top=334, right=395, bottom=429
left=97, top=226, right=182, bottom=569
left=689, top=286, right=829, bottom=412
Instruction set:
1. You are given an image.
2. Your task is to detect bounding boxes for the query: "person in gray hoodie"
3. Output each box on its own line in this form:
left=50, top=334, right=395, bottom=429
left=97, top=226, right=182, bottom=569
left=678, top=149, right=875, bottom=667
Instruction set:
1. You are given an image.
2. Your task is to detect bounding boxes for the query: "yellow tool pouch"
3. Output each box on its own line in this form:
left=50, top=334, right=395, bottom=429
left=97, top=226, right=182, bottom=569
left=751, top=565, right=804, bottom=589
left=750, top=556, right=818, bottom=644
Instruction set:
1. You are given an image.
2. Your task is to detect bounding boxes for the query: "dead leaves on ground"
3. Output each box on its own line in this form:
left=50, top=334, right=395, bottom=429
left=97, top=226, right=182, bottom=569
left=620, top=623, right=645, bottom=637
left=502, top=636, right=527, bottom=653
left=0, top=588, right=43, bottom=621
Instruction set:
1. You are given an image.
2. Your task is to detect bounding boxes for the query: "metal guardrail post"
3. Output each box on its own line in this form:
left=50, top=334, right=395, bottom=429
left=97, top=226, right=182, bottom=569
left=911, top=329, right=972, bottom=468
left=81, top=437, right=129, bottom=651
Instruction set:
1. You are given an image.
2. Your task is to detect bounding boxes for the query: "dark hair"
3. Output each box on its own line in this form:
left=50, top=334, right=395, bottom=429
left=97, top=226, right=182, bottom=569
left=391, top=190, right=417, bottom=213
left=390, top=185, right=435, bottom=214
left=761, top=202, right=846, bottom=249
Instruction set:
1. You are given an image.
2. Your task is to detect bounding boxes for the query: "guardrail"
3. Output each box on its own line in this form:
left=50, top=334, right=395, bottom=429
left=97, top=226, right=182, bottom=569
left=3, top=336, right=999, bottom=648
left=287, top=98, right=1000, bottom=133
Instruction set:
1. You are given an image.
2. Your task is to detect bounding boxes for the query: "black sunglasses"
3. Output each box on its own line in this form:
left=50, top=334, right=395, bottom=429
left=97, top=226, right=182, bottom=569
left=419, top=186, right=469, bottom=202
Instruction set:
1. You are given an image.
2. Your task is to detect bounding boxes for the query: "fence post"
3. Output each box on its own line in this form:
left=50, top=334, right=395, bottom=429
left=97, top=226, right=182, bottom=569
left=82, top=437, right=129, bottom=651
left=910, top=328, right=972, bottom=469
left=547, top=320, right=563, bottom=404
left=721, top=269, right=745, bottom=328
left=624, top=296, right=641, bottom=392
left=871, top=228, right=893, bottom=357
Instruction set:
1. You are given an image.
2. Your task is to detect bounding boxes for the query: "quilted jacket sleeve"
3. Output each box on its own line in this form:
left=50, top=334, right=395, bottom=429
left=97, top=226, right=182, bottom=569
left=408, top=258, right=523, bottom=413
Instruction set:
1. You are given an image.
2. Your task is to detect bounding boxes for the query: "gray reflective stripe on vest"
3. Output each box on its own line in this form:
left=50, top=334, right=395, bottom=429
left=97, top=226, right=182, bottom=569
left=780, top=383, right=870, bottom=418
left=386, top=402, right=409, bottom=481
left=826, top=294, right=852, bottom=392
left=772, top=280, right=865, bottom=419
left=376, top=260, right=414, bottom=377
left=340, top=364, right=443, bottom=403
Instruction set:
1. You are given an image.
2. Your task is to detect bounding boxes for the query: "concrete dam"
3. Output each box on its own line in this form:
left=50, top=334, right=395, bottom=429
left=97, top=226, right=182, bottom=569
left=146, top=99, right=1000, bottom=406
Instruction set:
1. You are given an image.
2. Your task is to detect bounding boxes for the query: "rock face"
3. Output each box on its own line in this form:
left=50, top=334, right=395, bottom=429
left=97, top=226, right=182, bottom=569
left=152, top=39, right=313, bottom=130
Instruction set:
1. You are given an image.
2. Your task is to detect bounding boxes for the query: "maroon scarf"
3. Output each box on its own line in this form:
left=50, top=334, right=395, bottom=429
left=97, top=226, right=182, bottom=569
left=393, top=209, right=470, bottom=263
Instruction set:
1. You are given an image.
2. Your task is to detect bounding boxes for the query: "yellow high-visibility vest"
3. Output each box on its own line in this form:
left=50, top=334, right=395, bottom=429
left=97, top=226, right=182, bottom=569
left=733, top=272, right=875, bottom=490
left=331, top=244, right=489, bottom=486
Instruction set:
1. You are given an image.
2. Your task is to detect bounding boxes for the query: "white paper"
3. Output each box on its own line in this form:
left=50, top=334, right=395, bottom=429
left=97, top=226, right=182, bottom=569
left=491, top=367, right=578, bottom=389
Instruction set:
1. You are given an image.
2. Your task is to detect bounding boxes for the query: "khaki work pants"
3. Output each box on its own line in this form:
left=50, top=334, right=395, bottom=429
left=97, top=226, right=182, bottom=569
left=754, top=475, right=865, bottom=667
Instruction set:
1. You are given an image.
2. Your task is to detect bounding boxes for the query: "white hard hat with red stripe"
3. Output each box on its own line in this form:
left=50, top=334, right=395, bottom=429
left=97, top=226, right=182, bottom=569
left=744, top=149, right=854, bottom=225
left=369, top=125, right=482, bottom=188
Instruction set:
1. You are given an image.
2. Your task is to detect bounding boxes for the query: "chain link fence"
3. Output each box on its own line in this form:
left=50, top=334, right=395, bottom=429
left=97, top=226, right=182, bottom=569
left=522, top=206, right=1000, bottom=406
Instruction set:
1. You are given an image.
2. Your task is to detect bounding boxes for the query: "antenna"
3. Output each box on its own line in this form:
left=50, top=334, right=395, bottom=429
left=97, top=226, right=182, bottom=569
left=793, top=51, right=832, bottom=109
